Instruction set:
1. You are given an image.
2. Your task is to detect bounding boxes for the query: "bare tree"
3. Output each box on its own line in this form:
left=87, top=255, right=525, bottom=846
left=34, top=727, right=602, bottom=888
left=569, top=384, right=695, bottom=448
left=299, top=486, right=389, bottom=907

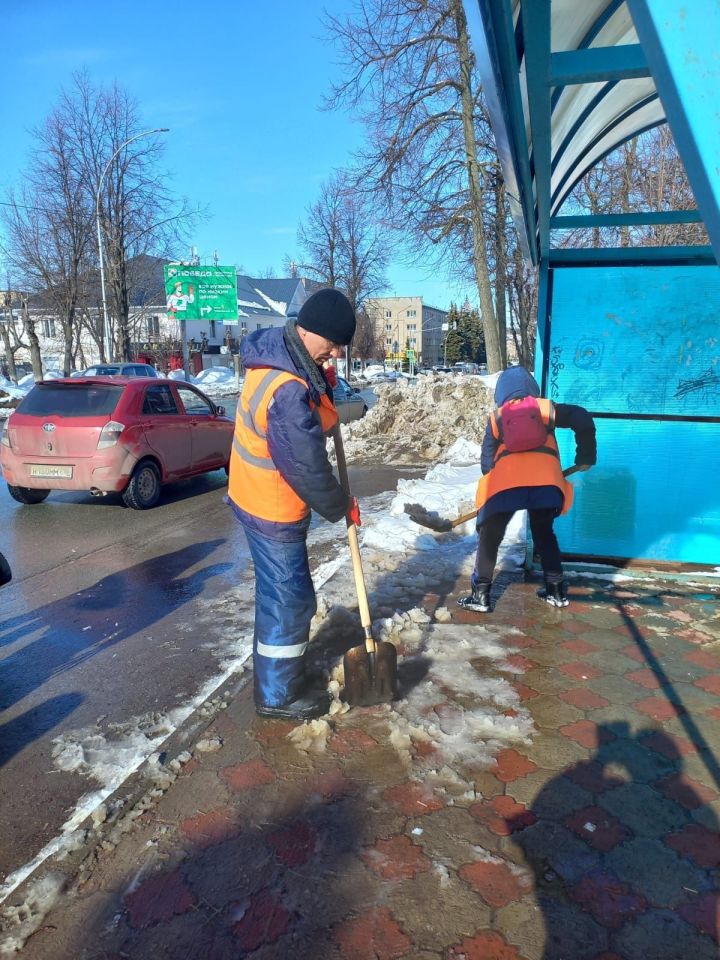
left=560, top=125, right=707, bottom=249
left=67, top=74, right=199, bottom=361
left=352, top=306, right=382, bottom=366
left=295, top=171, right=389, bottom=309
left=1, top=106, right=95, bottom=375
left=324, top=0, right=505, bottom=371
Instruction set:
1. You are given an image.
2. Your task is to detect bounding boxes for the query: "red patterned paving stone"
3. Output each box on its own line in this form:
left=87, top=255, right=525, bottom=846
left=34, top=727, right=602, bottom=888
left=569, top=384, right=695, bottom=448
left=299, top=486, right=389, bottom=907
left=383, top=780, right=446, bottom=816
left=560, top=688, right=610, bottom=710
left=561, top=638, right=600, bottom=655
left=560, top=719, right=616, bottom=749
left=666, top=823, right=720, bottom=868
left=493, top=748, right=538, bottom=783
left=505, top=653, right=539, bottom=672
left=570, top=869, right=647, bottom=929
left=685, top=649, right=720, bottom=670
left=179, top=807, right=235, bottom=849
left=559, top=662, right=603, bottom=681
left=632, top=696, right=685, bottom=722
left=694, top=675, right=720, bottom=696
left=678, top=891, right=720, bottom=944
left=620, top=644, right=645, bottom=664
left=558, top=618, right=592, bottom=635
left=307, top=769, right=356, bottom=801
left=564, top=762, right=625, bottom=794
left=459, top=858, right=530, bottom=908
left=361, top=834, right=431, bottom=880
left=232, top=889, right=290, bottom=952
left=331, top=727, right=379, bottom=757
left=252, top=719, right=297, bottom=744
left=335, top=907, right=411, bottom=960
left=124, top=868, right=196, bottom=929
left=667, top=609, right=694, bottom=623
left=626, top=668, right=662, bottom=690
left=267, top=820, right=318, bottom=867
left=678, top=628, right=716, bottom=646
left=469, top=795, right=537, bottom=836
left=654, top=773, right=718, bottom=810
left=221, top=758, right=275, bottom=792
left=565, top=805, right=631, bottom=852
left=504, top=632, right=539, bottom=649
left=640, top=730, right=696, bottom=759
left=514, top=682, right=540, bottom=702
left=447, top=931, right=529, bottom=960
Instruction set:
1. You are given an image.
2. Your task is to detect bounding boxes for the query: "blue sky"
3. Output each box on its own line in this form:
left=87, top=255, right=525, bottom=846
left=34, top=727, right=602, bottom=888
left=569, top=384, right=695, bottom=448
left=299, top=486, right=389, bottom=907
left=1, top=0, right=476, bottom=311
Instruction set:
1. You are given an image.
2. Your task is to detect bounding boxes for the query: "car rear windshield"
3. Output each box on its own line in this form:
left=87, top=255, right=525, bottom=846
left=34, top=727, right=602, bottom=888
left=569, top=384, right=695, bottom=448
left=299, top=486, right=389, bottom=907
left=17, top=383, right=124, bottom=417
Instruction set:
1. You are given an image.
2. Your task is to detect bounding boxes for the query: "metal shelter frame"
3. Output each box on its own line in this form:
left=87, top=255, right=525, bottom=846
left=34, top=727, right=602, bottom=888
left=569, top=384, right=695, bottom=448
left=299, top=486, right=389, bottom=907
left=464, top=0, right=719, bottom=269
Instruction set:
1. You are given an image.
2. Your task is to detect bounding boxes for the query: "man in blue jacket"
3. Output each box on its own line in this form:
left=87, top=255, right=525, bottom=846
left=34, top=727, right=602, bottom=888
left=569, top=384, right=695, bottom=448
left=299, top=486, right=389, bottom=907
left=227, top=289, right=360, bottom=720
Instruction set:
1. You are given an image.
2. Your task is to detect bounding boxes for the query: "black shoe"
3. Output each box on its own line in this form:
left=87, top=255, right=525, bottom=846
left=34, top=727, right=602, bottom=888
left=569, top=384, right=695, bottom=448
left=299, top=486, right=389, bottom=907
left=255, top=688, right=331, bottom=720
left=537, top=580, right=569, bottom=608
left=457, top=585, right=491, bottom=613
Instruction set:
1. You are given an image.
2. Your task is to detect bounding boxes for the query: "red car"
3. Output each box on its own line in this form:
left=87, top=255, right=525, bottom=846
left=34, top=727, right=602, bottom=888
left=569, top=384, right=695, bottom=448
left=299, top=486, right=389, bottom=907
left=0, top=377, right=234, bottom=509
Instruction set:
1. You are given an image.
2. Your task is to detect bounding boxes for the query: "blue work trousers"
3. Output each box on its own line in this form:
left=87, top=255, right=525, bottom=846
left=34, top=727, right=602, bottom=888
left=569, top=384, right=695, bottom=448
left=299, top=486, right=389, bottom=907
left=242, top=525, right=317, bottom=707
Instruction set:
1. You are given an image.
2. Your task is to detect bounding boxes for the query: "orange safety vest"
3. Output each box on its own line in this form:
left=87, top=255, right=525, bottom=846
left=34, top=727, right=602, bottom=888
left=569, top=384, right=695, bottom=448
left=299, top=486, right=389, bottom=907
left=475, top=398, right=574, bottom=514
left=228, top=367, right=339, bottom=523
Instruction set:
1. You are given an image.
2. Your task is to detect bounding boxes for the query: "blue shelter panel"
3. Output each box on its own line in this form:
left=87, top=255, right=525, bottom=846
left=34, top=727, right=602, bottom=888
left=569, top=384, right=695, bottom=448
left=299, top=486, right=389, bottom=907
left=542, top=264, right=720, bottom=564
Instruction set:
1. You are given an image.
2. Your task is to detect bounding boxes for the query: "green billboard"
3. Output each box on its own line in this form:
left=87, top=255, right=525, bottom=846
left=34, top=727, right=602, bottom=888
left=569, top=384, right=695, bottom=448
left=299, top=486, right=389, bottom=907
left=163, top=264, right=238, bottom=324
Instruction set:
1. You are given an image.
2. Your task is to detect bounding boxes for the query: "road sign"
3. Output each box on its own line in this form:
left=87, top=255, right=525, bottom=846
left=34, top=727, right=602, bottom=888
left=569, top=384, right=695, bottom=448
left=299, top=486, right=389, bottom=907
left=163, top=264, right=238, bottom=324
left=406, top=350, right=415, bottom=360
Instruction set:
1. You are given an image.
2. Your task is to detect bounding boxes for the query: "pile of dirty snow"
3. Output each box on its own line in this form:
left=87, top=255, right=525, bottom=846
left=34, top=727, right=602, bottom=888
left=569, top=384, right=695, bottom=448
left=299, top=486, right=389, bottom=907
left=340, top=372, right=496, bottom=465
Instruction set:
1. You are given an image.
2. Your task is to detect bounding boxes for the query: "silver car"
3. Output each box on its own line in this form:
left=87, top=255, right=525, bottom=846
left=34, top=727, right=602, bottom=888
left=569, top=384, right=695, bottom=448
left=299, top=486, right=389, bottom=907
left=334, top=377, right=368, bottom=423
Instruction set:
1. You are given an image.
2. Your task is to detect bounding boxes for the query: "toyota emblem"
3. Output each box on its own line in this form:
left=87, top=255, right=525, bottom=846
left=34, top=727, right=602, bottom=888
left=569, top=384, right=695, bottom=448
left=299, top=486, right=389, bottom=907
left=42, top=423, right=56, bottom=432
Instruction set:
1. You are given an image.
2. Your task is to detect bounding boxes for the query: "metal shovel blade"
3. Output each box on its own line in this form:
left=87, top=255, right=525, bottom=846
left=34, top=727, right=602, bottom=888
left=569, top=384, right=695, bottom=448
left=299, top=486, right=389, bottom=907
left=403, top=502, right=452, bottom=532
left=343, top=641, right=398, bottom=706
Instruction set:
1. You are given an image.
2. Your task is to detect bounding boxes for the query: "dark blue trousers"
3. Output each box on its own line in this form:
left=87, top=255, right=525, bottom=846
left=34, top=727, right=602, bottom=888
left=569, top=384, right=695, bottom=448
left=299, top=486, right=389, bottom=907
left=243, top=525, right=317, bottom=707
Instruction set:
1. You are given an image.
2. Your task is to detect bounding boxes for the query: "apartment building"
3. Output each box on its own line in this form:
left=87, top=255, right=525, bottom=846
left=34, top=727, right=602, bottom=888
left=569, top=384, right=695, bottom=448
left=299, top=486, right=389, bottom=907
left=364, top=296, right=448, bottom=367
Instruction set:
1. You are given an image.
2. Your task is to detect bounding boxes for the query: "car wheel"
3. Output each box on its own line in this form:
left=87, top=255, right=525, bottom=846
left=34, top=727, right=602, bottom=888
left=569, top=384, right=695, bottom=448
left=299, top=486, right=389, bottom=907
left=122, top=461, right=161, bottom=510
left=7, top=484, right=50, bottom=505
left=361, top=404, right=368, bottom=418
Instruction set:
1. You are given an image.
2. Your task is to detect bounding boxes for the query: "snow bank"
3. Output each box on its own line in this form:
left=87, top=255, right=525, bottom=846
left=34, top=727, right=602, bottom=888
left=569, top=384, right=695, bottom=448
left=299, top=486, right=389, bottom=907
left=341, top=372, right=495, bottom=464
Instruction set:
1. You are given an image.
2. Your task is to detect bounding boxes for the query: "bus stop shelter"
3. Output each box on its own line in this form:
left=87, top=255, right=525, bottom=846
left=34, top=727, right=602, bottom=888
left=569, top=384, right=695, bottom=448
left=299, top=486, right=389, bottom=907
left=465, top=0, right=720, bottom=566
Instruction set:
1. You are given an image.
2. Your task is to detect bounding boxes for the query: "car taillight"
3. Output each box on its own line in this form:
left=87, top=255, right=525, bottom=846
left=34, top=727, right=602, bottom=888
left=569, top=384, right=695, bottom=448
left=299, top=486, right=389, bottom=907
left=97, top=420, right=125, bottom=449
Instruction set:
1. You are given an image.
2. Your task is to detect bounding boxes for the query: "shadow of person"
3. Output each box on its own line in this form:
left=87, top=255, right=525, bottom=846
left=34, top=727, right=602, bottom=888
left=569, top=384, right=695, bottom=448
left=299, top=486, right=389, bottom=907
left=0, top=540, right=230, bottom=710
left=34, top=782, right=382, bottom=960
left=0, top=693, right=84, bottom=767
left=508, top=723, right=720, bottom=959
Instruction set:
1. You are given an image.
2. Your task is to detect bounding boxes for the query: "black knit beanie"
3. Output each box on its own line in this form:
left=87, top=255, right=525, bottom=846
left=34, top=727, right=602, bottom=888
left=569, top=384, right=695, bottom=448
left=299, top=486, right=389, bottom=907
left=296, top=289, right=356, bottom=345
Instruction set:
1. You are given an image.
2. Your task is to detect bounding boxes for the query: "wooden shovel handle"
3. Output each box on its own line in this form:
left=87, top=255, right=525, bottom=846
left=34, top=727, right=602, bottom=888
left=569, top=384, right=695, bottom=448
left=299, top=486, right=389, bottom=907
left=332, top=427, right=375, bottom=644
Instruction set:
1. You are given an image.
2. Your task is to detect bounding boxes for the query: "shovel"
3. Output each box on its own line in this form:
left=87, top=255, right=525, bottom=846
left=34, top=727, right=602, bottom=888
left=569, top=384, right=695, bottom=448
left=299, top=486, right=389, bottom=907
left=404, top=465, right=583, bottom=533
left=332, top=426, right=398, bottom=706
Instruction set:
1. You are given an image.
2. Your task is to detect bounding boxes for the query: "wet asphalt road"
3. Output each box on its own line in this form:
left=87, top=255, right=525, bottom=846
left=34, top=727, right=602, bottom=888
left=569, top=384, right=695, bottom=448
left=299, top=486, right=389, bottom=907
left=0, top=410, right=411, bottom=890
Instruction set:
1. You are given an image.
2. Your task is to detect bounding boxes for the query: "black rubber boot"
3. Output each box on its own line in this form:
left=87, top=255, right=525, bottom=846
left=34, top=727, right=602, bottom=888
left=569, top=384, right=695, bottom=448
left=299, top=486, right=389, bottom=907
left=537, top=579, right=569, bottom=608
left=255, top=688, right=331, bottom=720
left=457, top=584, right=491, bottom=613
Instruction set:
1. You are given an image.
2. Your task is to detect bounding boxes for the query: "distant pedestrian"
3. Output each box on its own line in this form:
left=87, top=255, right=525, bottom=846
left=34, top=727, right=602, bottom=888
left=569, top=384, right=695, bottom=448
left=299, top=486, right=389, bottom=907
left=227, top=289, right=360, bottom=720
left=458, top=367, right=596, bottom=612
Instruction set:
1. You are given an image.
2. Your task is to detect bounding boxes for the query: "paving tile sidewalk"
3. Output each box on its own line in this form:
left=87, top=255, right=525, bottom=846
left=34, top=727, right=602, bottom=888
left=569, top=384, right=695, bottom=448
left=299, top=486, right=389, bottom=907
left=16, top=574, right=720, bottom=960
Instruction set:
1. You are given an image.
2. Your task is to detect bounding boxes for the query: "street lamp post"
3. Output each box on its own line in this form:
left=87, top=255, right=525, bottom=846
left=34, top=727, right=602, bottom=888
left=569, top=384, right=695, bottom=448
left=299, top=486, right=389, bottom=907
left=95, top=127, right=169, bottom=362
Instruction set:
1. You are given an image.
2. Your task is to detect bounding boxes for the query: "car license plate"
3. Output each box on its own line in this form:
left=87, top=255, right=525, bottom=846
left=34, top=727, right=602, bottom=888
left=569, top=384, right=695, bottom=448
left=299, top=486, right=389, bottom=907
left=29, top=464, right=73, bottom=479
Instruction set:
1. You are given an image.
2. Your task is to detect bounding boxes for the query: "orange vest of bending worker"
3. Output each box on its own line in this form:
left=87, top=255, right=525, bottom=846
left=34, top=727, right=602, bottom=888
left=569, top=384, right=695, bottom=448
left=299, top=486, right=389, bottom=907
left=475, top=398, right=574, bottom=514
left=228, top=367, right=339, bottom=523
